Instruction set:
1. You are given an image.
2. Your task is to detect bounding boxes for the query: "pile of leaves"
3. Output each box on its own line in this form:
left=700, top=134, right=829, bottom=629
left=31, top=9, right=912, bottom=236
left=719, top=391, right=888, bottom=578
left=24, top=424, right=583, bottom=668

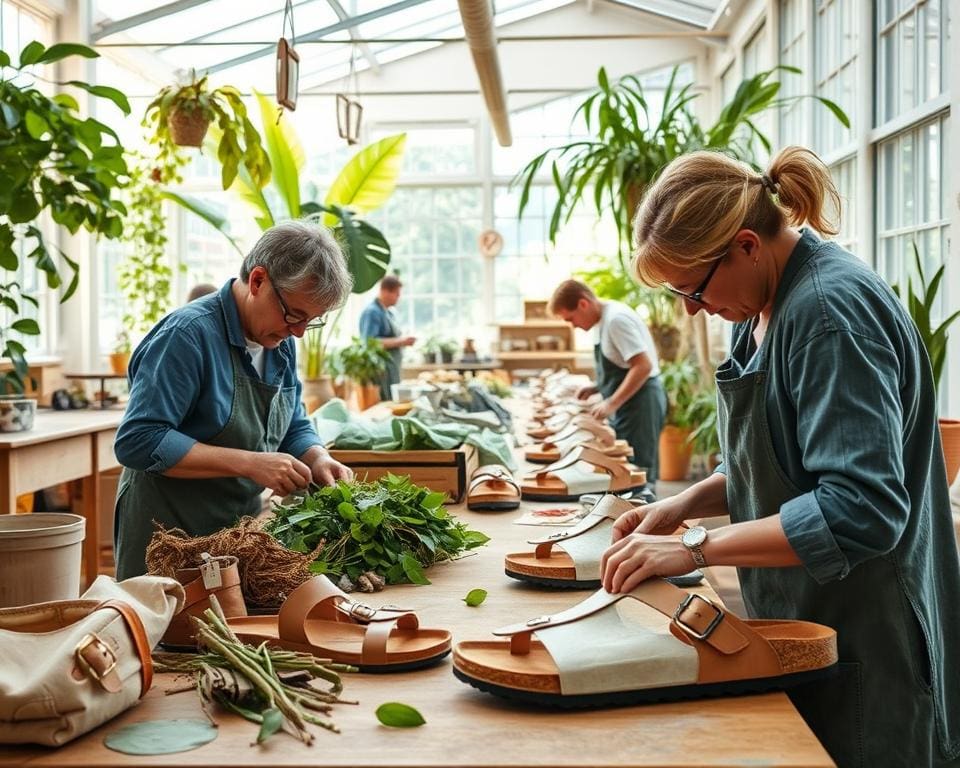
left=264, top=475, right=489, bottom=585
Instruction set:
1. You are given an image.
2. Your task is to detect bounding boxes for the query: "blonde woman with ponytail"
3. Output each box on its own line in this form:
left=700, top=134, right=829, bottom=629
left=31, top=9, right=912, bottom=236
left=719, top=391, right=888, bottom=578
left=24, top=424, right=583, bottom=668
left=599, top=147, right=960, bottom=767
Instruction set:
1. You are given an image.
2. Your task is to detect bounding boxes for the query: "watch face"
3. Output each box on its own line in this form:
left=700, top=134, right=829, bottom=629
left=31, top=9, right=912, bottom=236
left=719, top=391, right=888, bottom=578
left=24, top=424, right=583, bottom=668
left=682, top=526, right=707, bottom=548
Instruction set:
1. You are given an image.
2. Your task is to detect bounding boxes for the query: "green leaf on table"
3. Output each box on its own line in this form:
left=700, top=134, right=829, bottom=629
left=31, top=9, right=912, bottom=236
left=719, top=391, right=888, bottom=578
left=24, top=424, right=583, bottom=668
left=256, top=708, right=284, bottom=743
left=104, top=719, right=217, bottom=755
left=463, top=588, right=487, bottom=607
left=375, top=702, right=425, bottom=728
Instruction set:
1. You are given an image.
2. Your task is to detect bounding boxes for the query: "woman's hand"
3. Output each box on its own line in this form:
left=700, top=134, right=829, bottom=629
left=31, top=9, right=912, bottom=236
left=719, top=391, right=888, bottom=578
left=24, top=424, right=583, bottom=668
left=600, top=534, right=696, bottom=593
left=246, top=452, right=312, bottom=496
left=611, top=496, right=688, bottom=541
left=309, top=453, right=354, bottom=486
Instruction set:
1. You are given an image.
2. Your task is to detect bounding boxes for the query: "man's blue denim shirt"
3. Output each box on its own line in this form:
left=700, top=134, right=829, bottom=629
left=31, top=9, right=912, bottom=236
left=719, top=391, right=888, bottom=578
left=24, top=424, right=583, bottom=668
left=114, top=279, right=321, bottom=474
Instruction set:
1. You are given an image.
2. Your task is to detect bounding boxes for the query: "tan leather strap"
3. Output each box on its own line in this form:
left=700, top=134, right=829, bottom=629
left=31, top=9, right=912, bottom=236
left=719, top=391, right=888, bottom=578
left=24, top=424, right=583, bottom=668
left=76, top=600, right=153, bottom=698
left=492, top=580, right=782, bottom=681
left=527, top=495, right=636, bottom=558
left=177, top=558, right=243, bottom=608
left=544, top=420, right=614, bottom=446
left=535, top=445, right=630, bottom=482
left=469, top=465, right=520, bottom=494
left=278, top=577, right=418, bottom=646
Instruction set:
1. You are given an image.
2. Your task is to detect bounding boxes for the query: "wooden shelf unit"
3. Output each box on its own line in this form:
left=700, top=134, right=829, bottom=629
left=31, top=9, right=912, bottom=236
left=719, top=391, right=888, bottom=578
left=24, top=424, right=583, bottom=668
left=495, top=302, right=579, bottom=378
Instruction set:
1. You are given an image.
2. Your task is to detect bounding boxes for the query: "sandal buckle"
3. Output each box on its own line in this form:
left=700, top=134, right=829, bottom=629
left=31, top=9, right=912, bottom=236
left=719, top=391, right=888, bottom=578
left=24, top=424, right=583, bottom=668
left=548, top=532, right=568, bottom=540
left=673, top=594, right=724, bottom=641
left=346, top=601, right=377, bottom=620
left=526, top=615, right=551, bottom=627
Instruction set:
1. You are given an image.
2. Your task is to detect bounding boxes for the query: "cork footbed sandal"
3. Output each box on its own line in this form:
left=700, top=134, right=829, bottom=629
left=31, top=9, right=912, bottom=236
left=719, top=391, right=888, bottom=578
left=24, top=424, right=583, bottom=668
left=453, top=579, right=839, bottom=708
left=520, top=446, right=647, bottom=502
left=467, top=464, right=521, bottom=511
left=504, top=495, right=702, bottom=589
left=524, top=421, right=632, bottom=464
left=226, top=576, right=451, bottom=673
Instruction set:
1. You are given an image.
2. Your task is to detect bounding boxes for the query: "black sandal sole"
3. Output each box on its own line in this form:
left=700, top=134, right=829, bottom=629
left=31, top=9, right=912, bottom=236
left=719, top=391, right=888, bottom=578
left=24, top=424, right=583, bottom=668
left=504, top=570, right=704, bottom=589
left=453, top=662, right=839, bottom=709
left=520, top=484, right=649, bottom=503
left=467, top=501, right=521, bottom=511
left=357, top=648, right=451, bottom=674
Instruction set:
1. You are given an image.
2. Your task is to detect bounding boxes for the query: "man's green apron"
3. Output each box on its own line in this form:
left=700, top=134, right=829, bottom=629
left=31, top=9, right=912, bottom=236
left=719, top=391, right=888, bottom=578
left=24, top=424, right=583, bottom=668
left=594, top=345, right=666, bottom=483
left=114, top=344, right=294, bottom=580
left=716, top=316, right=960, bottom=767
left=381, top=308, right=402, bottom=401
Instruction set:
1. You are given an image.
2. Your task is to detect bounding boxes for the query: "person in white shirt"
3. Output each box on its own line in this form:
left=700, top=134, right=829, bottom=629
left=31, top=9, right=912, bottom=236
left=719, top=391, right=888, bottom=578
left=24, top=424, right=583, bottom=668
left=549, top=279, right=667, bottom=482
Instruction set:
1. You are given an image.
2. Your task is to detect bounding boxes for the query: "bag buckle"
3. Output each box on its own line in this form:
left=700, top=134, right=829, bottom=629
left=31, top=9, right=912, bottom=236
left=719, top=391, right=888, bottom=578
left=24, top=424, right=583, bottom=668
left=673, top=594, right=724, bottom=641
left=75, top=633, right=117, bottom=682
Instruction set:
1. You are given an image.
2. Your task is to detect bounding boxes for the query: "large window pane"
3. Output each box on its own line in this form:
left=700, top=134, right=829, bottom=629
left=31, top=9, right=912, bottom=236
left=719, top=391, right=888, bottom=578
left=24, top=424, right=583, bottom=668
left=815, top=0, right=858, bottom=154
left=829, top=157, right=857, bottom=255
left=877, top=2, right=945, bottom=124
left=779, top=0, right=808, bottom=148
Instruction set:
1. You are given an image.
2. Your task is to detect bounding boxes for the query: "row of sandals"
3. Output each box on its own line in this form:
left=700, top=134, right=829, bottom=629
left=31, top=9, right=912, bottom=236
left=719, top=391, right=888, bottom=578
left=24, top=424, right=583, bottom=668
left=162, top=369, right=841, bottom=707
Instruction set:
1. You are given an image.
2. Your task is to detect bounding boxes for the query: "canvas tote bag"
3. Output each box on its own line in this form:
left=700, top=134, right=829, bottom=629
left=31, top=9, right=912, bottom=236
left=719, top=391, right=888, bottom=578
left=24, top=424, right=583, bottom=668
left=0, top=574, right=184, bottom=746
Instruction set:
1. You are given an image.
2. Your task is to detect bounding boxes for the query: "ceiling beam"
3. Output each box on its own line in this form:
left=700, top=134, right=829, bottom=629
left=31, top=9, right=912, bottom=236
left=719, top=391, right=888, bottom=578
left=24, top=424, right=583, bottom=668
left=457, top=0, right=511, bottom=147
left=326, top=0, right=381, bottom=76
left=204, top=0, right=430, bottom=75
left=91, top=0, right=217, bottom=42
left=158, top=0, right=315, bottom=52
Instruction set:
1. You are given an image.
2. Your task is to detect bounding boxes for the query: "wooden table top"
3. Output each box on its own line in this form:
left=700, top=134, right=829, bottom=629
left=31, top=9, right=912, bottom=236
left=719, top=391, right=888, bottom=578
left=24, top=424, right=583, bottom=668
left=0, top=409, right=124, bottom=448
left=2, top=395, right=833, bottom=767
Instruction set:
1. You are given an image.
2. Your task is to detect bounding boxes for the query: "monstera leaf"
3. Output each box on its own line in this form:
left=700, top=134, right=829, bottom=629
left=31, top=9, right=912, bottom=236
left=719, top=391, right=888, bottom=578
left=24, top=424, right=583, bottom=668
left=302, top=202, right=390, bottom=293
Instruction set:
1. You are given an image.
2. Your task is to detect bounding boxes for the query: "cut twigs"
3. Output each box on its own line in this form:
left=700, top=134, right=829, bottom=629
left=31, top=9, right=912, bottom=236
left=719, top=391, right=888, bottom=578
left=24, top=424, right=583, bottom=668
left=153, top=598, right=355, bottom=745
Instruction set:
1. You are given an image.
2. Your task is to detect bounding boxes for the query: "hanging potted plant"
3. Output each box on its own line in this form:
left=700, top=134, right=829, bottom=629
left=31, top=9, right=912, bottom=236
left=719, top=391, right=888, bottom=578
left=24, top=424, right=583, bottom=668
left=339, top=337, right=390, bottom=411
left=144, top=71, right=271, bottom=190
left=892, top=243, right=960, bottom=484
left=0, top=40, right=130, bottom=430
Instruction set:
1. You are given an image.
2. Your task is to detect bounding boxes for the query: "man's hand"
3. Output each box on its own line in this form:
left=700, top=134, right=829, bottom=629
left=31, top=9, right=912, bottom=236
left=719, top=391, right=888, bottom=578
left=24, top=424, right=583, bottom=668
left=310, top=452, right=354, bottom=486
left=576, top=385, right=599, bottom=401
left=611, top=496, right=688, bottom=541
left=600, top=534, right=696, bottom=593
left=245, top=452, right=312, bottom=496
left=589, top=398, right=616, bottom=420
left=401, top=336, right=416, bottom=347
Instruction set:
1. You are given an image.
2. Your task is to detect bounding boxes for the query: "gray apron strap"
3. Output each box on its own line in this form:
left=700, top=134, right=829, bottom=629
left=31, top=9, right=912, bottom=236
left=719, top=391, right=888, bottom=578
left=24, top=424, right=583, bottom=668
left=594, top=344, right=666, bottom=483
left=114, top=344, right=295, bottom=579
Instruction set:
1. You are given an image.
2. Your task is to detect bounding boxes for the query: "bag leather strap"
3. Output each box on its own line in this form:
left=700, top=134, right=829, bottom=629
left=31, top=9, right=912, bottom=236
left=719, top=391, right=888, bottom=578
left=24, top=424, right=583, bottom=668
left=84, top=600, right=153, bottom=698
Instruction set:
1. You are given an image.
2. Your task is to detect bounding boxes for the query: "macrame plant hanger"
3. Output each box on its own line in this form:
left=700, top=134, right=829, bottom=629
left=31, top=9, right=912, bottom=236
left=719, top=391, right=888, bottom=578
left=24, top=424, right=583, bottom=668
left=336, top=44, right=363, bottom=145
left=276, top=0, right=300, bottom=113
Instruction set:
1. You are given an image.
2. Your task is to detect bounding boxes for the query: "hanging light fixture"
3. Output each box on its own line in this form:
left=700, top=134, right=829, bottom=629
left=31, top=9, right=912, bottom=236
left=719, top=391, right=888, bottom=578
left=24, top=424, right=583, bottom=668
left=336, top=44, right=363, bottom=145
left=276, top=0, right=300, bottom=111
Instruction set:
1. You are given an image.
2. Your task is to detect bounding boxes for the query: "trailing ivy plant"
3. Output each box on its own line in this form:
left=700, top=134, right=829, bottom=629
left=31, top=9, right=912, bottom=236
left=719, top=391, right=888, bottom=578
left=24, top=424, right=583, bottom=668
left=0, top=41, right=130, bottom=391
left=117, top=152, right=185, bottom=337
left=144, top=71, right=270, bottom=190
left=265, top=475, right=490, bottom=585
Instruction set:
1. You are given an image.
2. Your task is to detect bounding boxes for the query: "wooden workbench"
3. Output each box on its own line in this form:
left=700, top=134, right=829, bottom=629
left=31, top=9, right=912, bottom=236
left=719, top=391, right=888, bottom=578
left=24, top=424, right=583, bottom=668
left=2, top=398, right=834, bottom=767
left=0, top=409, right=123, bottom=589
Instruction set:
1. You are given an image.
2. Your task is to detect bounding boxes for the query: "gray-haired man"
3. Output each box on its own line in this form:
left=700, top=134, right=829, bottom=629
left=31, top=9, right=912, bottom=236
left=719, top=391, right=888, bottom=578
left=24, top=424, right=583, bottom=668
left=114, top=221, right=354, bottom=578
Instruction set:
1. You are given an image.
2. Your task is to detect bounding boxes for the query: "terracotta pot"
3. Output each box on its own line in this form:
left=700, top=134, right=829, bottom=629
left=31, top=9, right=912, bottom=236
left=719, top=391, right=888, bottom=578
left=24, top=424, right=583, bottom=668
left=359, top=383, right=381, bottom=411
left=940, top=418, right=960, bottom=485
left=302, top=375, right=335, bottom=407
left=168, top=106, right=210, bottom=147
left=658, top=425, right=694, bottom=481
left=108, top=351, right=130, bottom=375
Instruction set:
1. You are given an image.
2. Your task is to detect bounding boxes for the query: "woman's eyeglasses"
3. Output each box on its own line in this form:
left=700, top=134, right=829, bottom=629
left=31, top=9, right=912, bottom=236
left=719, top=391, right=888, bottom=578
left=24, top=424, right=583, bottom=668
left=664, top=255, right=724, bottom=305
left=269, top=275, right=327, bottom=330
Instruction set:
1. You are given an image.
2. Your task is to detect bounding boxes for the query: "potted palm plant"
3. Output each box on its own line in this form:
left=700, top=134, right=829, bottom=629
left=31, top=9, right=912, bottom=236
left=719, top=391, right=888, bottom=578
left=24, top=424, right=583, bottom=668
left=144, top=71, right=271, bottom=190
left=339, top=337, right=390, bottom=411
left=0, top=40, right=130, bottom=428
left=893, top=243, right=960, bottom=484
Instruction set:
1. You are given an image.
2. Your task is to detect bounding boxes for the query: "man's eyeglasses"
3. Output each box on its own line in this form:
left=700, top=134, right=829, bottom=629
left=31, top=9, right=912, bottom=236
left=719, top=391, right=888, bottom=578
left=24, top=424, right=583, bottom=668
left=269, top=275, right=327, bottom=331
left=664, top=254, right=724, bottom=305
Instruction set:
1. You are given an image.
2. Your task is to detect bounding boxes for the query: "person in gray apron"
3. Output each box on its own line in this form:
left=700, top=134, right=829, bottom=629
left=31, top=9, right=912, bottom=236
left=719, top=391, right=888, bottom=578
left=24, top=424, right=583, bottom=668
left=359, top=274, right=415, bottom=400
left=548, top=279, right=666, bottom=482
left=599, top=147, right=960, bottom=767
left=113, top=221, right=355, bottom=580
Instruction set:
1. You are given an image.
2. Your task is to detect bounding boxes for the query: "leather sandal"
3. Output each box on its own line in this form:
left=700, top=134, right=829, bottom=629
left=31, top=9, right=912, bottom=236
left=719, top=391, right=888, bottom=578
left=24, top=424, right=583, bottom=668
left=504, top=495, right=702, bottom=588
left=161, top=554, right=248, bottom=649
left=467, top=465, right=521, bottom=511
left=520, top=446, right=647, bottom=501
left=226, top=576, right=451, bottom=672
left=524, top=421, right=632, bottom=464
left=526, top=413, right=602, bottom=440
left=453, top=579, right=839, bottom=708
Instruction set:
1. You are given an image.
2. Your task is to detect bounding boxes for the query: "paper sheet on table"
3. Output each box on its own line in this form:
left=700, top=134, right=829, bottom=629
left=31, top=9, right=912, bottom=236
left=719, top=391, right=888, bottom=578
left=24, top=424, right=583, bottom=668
left=513, top=506, right=588, bottom=526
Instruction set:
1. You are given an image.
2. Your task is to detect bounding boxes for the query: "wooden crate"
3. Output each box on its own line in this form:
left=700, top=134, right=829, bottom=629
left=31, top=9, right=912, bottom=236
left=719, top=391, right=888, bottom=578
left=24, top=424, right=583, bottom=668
left=329, top=444, right=479, bottom=503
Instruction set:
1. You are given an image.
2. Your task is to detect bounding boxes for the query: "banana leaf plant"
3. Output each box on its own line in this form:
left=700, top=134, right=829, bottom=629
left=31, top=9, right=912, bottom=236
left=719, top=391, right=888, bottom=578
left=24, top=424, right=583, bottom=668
left=0, top=41, right=130, bottom=392
left=164, top=90, right=405, bottom=376
left=514, top=64, right=850, bottom=263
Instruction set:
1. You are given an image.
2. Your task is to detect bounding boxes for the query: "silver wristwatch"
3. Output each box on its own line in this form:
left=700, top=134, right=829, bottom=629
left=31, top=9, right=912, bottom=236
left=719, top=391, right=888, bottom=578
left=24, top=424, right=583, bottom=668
left=681, top=525, right=708, bottom=568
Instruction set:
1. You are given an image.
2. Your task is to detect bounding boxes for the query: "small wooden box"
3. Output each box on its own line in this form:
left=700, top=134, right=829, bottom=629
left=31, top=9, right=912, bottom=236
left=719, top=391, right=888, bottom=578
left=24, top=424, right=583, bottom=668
left=329, top=444, right=479, bottom=504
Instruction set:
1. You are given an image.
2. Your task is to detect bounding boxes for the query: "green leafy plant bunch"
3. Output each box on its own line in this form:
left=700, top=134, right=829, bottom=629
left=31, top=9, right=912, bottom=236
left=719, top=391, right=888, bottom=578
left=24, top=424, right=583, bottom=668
left=516, top=65, right=849, bottom=262
left=0, top=41, right=130, bottom=391
left=892, top=242, right=960, bottom=399
left=265, top=474, right=490, bottom=585
left=339, top=336, right=390, bottom=385
left=144, top=71, right=270, bottom=190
